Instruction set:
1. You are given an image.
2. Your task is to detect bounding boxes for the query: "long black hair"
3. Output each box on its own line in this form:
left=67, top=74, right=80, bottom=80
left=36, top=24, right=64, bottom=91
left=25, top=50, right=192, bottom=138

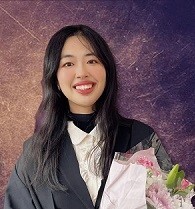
left=28, top=25, right=119, bottom=190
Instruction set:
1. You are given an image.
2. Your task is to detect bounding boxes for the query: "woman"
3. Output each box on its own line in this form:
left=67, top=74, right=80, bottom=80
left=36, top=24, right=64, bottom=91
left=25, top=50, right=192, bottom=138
left=4, top=25, right=172, bottom=209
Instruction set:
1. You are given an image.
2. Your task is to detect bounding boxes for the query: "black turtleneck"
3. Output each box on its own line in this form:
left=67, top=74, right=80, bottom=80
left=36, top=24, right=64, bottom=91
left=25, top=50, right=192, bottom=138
left=67, top=112, right=97, bottom=133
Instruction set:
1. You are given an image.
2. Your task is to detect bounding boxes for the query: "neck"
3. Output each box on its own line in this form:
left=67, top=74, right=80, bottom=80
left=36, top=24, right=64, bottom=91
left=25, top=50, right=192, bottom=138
left=70, top=108, right=95, bottom=114
left=69, top=103, right=95, bottom=114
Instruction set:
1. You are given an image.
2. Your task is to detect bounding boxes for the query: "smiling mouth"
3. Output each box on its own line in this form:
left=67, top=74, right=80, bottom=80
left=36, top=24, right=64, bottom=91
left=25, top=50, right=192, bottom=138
left=73, top=83, right=95, bottom=95
left=75, top=84, right=93, bottom=90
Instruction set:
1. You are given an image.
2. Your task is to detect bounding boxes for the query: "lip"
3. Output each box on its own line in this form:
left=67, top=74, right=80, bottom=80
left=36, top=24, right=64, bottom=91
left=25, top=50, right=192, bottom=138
left=73, top=81, right=96, bottom=95
left=73, top=81, right=96, bottom=87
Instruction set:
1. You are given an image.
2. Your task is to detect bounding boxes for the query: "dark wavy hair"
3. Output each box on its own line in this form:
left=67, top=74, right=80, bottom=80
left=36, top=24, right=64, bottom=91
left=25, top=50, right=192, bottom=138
left=29, top=25, right=119, bottom=190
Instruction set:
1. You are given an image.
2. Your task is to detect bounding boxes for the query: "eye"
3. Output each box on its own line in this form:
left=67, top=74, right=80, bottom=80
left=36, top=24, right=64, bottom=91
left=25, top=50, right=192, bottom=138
left=63, top=62, right=74, bottom=67
left=87, top=59, right=98, bottom=64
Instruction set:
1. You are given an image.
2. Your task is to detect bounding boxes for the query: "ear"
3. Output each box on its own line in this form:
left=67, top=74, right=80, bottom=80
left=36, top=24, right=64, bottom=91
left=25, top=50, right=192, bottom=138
left=57, top=84, right=61, bottom=91
left=56, top=79, right=61, bottom=91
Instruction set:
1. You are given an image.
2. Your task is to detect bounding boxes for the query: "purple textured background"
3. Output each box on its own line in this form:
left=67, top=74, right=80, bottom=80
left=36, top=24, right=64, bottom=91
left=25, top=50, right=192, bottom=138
left=0, top=1, right=195, bottom=208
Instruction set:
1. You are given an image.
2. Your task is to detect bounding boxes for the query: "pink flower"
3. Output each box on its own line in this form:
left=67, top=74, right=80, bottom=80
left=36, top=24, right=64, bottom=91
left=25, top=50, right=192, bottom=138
left=137, top=156, right=154, bottom=169
left=146, top=182, right=174, bottom=209
left=136, top=156, right=161, bottom=176
left=180, top=179, right=191, bottom=190
left=125, top=148, right=162, bottom=176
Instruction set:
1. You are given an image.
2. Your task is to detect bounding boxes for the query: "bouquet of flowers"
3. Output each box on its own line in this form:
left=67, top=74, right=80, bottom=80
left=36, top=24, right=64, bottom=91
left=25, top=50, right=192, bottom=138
left=99, top=148, right=194, bottom=209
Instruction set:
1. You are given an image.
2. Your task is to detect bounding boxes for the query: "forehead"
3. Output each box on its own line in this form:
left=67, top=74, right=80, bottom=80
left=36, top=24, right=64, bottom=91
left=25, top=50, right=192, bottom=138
left=61, top=35, right=94, bottom=55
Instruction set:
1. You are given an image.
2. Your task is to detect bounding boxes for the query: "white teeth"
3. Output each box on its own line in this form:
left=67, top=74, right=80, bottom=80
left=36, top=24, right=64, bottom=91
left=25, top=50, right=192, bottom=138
left=75, top=84, right=93, bottom=90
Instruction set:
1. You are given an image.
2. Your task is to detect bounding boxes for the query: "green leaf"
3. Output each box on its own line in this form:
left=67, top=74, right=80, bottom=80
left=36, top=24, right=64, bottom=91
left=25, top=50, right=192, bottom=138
left=166, top=164, right=179, bottom=189
left=187, top=184, right=195, bottom=191
left=176, top=170, right=185, bottom=187
left=174, top=184, right=195, bottom=197
left=174, top=190, right=188, bottom=197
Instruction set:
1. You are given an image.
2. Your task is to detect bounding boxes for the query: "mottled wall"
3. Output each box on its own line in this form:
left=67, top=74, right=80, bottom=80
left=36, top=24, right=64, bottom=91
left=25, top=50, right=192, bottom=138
left=0, top=0, right=195, bottom=208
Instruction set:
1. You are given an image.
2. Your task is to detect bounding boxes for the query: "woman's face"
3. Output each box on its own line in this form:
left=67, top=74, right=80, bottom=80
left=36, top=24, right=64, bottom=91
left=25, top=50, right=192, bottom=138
left=57, top=35, right=106, bottom=114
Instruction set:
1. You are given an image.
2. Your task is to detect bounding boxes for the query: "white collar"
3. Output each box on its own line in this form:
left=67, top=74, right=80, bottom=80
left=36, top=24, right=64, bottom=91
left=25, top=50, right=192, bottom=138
left=67, top=121, right=100, bottom=145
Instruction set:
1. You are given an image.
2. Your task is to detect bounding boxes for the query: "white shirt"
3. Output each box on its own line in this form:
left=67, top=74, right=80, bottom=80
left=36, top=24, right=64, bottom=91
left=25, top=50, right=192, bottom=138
left=67, top=121, right=102, bottom=205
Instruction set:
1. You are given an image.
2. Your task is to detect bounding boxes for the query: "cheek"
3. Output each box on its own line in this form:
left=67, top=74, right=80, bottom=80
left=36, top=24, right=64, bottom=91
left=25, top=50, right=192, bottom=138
left=57, top=70, right=74, bottom=86
left=99, top=70, right=106, bottom=86
left=94, top=67, right=106, bottom=82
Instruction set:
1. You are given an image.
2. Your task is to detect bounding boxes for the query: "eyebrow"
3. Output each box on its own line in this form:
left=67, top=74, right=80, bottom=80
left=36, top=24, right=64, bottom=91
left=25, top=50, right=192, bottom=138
left=61, top=53, right=96, bottom=59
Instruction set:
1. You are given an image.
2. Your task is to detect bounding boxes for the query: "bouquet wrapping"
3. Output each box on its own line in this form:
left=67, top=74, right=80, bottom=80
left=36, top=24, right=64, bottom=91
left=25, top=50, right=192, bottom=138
left=99, top=148, right=194, bottom=209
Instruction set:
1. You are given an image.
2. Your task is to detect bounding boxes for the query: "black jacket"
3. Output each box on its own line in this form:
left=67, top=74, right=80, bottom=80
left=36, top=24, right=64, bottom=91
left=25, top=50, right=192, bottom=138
left=4, top=119, right=172, bottom=209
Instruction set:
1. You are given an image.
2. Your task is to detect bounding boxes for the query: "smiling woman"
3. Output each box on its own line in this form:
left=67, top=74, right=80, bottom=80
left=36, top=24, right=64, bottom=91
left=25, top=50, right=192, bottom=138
left=4, top=25, right=172, bottom=209
left=57, top=35, right=106, bottom=114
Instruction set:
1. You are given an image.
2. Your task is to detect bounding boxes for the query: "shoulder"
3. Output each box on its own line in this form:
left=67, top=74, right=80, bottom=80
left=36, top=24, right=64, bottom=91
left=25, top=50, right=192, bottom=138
left=118, top=115, right=154, bottom=138
left=115, top=115, right=154, bottom=152
left=118, top=115, right=153, bottom=131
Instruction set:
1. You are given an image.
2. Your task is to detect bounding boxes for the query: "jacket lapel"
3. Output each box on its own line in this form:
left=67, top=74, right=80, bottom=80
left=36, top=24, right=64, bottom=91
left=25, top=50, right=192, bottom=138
left=58, top=134, right=94, bottom=209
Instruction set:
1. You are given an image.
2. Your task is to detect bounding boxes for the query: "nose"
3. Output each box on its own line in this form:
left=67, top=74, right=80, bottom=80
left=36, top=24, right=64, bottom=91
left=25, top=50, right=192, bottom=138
left=76, top=64, right=89, bottom=79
